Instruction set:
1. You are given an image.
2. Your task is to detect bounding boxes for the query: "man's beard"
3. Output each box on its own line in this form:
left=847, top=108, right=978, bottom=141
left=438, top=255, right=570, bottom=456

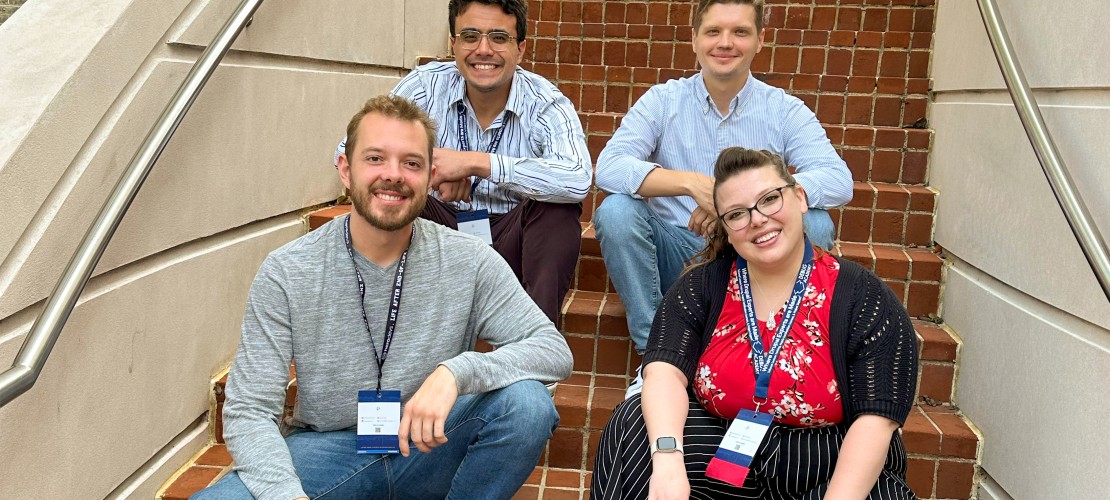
left=350, top=181, right=427, bottom=232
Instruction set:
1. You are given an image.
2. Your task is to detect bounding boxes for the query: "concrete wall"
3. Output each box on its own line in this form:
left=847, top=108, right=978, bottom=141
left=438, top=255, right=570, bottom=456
left=931, top=1, right=1110, bottom=499
left=0, top=0, right=448, bottom=497
left=0, top=0, right=27, bottom=25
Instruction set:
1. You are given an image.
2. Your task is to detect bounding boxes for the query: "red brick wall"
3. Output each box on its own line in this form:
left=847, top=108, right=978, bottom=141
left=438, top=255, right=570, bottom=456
left=520, top=0, right=936, bottom=186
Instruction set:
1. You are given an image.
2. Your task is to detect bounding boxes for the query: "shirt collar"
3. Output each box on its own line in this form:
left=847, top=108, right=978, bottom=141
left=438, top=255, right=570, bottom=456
left=696, top=71, right=757, bottom=116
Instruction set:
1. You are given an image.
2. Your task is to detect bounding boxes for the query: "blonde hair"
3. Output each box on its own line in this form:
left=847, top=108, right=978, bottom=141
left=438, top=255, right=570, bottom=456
left=694, top=0, right=766, bottom=31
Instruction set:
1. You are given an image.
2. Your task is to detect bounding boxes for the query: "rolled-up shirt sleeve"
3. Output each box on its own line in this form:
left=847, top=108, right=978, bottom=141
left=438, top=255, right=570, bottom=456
left=595, top=87, right=666, bottom=196
left=781, top=98, right=854, bottom=208
left=487, top=94, right=592, bottom=203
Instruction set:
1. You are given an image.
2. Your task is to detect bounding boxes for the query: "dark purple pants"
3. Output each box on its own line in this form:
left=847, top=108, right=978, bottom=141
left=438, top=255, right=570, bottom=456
left=421, top=197, right=582, bottom=324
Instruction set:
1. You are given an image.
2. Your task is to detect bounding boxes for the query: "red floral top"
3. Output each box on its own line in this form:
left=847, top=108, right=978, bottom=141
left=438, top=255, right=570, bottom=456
left=694, top=251, right=844, bottom=427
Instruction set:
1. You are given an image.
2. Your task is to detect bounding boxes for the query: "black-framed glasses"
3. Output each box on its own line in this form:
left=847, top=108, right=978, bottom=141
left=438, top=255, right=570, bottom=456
left=717, top=183, right=796, bottom=231
left=454, top=29, right=518, bottom=50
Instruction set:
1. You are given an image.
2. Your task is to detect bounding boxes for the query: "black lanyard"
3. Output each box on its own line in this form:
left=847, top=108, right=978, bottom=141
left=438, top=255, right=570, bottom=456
left=456, top=102, right=507, bottom=200
left=736, top=239, right=815, bottom=404
left=344, top=216, right=410, bottom=395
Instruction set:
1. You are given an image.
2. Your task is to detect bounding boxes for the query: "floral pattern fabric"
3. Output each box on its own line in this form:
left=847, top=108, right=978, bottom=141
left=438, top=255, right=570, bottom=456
left=694, top=251, right=843, bottom=427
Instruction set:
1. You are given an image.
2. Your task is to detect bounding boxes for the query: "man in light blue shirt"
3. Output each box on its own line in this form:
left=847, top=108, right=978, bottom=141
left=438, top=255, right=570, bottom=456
left=335, top=0, right=592, bottom=323
left=594, top=0, right=853, bottom=377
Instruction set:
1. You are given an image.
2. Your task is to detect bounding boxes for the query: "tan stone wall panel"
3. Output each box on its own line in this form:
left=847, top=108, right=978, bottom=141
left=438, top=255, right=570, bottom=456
left=945, top=267, right=1110, bottom=500
left=934, top=0, right=1110, bottom=92
left=931, top=101, right=1110, bottom=329
left=171, top=0, right=448, bottom=68
left=0, top=0, right=191, bottom=267
left=933, top=2, right=1110, bottom=498
left=0, top=60, right=398, bottom=319
left=0, top=220, right=304, bottom=499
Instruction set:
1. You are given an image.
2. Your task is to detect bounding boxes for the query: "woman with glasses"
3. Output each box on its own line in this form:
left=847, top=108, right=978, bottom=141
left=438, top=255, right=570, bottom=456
left=592, top=148, right=918, bottom=500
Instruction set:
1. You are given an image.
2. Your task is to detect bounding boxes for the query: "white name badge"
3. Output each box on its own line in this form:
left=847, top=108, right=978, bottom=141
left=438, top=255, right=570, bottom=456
left=705, top=411, right=774, bottom=486
left=357, top=390, right=401, bottom=454
left=457, top=209, right=494, bottom=245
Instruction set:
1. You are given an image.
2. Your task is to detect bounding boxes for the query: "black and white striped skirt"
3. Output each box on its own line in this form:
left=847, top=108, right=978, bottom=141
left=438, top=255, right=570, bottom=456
left=591, top=395, right=915, bottom=500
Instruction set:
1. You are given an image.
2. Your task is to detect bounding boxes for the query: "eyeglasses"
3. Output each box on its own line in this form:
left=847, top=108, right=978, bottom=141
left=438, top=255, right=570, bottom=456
left=717, top=183, right=796, bottom=231
left=454, top=29, right=518, bottom=50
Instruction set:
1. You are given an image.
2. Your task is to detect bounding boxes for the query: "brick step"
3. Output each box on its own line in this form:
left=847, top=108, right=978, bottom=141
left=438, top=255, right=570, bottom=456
left=576, top=179, right=936, bottom=243
left=559, top=290, right=959, bottom=403
left=574, top=225, right=943, bottom=318
left=576, top=113, right=932, bottom=190
left=834, top=181, right=936, bottom=246
left=308, top=207, right=942, bottom=318
left=531, top=1, right=936, bottom=37
left=534, top=59, right=929, bottom=129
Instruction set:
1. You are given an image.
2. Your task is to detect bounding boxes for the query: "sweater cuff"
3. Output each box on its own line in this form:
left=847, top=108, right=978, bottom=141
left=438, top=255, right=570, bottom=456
left=439, top=355, right=481, bottom=395
left=642, top=349, right=697, bottom=385
left=853, top=399, right=912, bottom=426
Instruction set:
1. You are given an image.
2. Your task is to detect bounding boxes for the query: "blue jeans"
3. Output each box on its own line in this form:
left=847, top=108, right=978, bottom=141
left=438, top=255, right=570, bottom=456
left=593, top=194, right=836, bottom=352
left=192, top=380, right=557, bottom=500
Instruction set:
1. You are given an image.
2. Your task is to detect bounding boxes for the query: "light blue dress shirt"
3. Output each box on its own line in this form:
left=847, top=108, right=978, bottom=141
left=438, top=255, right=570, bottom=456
left=594, top=72, right=853, bottom=228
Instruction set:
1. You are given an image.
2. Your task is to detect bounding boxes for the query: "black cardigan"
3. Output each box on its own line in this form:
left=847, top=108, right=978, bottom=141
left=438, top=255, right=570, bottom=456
left=641, top=256, right=919, bottom=426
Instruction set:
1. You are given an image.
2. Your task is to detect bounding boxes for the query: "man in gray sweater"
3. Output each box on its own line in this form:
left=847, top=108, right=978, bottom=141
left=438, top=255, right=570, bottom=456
left=193, top=95, right=572, bottom=500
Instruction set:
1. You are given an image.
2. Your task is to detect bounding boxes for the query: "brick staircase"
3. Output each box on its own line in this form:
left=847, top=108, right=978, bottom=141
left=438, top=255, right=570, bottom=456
left=160, top=0, right=983, bottom=498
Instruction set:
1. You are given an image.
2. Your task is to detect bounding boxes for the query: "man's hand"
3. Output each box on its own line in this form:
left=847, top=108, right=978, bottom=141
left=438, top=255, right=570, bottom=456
left=398, top=365, right=459, bottom=457
left=684, top=171, right=716, bottom=215
left=648, top=453, right=690, bottom=500
left=687, top=206, right=717, bottom=237
left=431, top=148, right=491, bottom=188
left=436, top=178, right=473, bottom=203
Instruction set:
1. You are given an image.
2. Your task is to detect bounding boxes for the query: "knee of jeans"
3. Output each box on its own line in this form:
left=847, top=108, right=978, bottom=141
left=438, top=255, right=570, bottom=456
left=498, top=381, right=559, bottom=437
left=593, top=194, right=647, bottom=238
left=803, top=209, right=836, bottom=249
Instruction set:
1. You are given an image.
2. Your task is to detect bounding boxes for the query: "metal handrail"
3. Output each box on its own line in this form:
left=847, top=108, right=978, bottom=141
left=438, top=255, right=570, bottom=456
left=977, top=0, right=1110, bottom=303
left=0, top=0, right=266, bottom=408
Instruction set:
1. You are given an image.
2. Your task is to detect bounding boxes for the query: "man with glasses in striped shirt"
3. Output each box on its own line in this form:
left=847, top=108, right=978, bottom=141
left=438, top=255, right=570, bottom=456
left=335, top=0, right=591, bottom=324
left=593, top=0, right=854, bottom=396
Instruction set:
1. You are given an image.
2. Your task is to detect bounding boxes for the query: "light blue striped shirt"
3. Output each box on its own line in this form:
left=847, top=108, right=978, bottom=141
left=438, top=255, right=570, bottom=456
left=335, top=62, right=592, bottom=214
left=595, top=72, right=853, bottom=227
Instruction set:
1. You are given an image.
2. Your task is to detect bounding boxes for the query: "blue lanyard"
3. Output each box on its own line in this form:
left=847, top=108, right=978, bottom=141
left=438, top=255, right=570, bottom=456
left=344, top=216, right=410, bottom=395
left=736, top=239, right=815, bottom=402
left=456, top=102, right=507, bottom=200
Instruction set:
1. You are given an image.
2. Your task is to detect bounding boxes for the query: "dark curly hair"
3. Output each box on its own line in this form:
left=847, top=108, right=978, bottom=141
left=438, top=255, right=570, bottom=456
left=448, top=0, right=528, bottom=44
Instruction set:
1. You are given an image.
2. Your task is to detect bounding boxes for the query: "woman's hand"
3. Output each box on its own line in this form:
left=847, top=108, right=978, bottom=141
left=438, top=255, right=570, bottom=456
left=648, top=452, right=690, bottom=500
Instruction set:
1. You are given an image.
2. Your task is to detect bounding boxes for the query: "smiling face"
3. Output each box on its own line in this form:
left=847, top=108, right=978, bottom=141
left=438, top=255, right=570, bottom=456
left=715, top=164, right=808, bottom=269
left=339, top=112, right=432, bottom=233
left=451, top=3, right=526, bottom=100
left=692, top=2, right=764, bottom=84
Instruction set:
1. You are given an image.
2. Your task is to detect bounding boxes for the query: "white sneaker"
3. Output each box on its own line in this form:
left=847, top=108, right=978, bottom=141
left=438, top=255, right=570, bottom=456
left=546, top=382, right=558, bottom=397
left=625, top=365, right=644, bottom=400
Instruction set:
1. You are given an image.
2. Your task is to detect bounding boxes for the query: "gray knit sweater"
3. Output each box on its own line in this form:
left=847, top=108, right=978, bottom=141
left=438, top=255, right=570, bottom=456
left=222, top=216, right=573, bottom=499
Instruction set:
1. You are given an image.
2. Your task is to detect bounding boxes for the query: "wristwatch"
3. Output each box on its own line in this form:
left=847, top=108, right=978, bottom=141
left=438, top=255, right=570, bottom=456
left=650, top=436, right=684, bottom=455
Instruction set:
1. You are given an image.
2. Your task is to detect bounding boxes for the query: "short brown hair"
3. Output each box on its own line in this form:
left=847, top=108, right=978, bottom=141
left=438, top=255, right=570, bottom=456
left=693, top=0, right=765, bottom=32
left=344, top=95, right=438, bottom=162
